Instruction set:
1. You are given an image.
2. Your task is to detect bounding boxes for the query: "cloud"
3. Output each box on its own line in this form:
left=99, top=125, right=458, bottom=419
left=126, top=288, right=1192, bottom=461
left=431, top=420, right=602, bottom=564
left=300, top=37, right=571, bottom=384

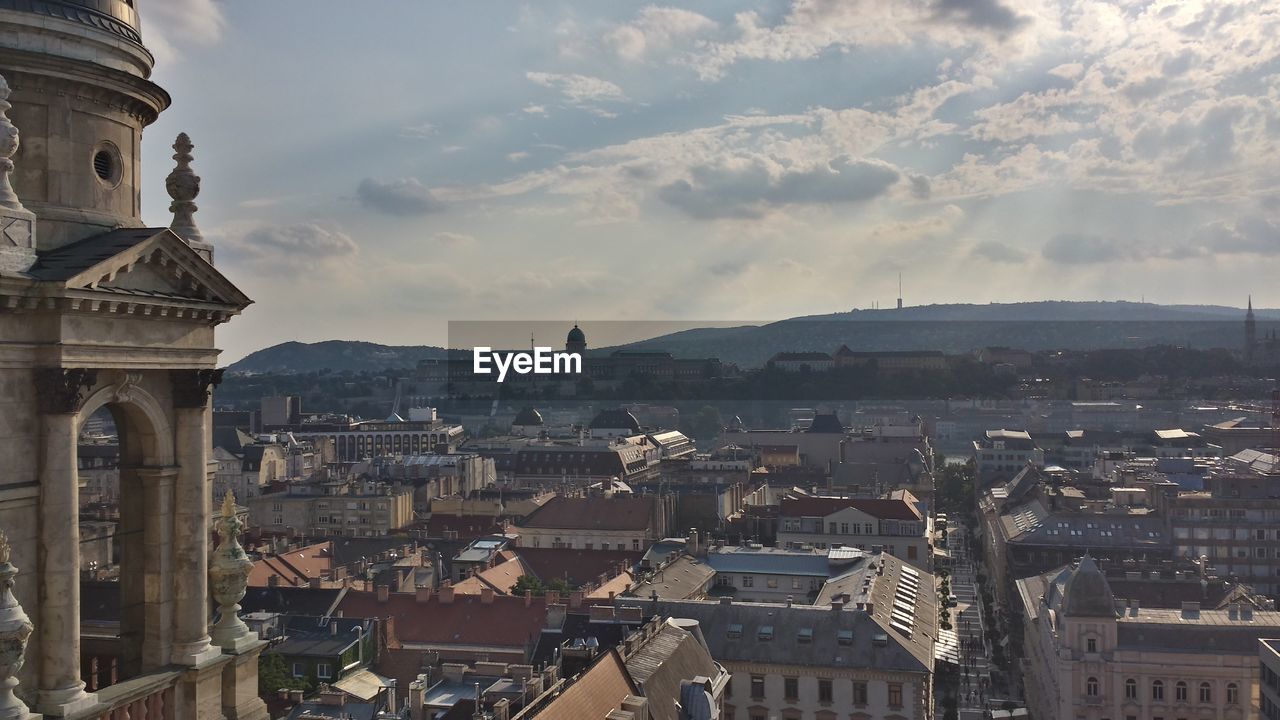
left=507, top=151, right=531, bottom=163
left=931, top=0, right=1030, bottom=33
left=429, top=232, right=475, bottom=245
left=658, top=155, right=901, bottom=219
left=1188, top=215, right=1280, bottom=256
left=909, top=174, right=932, bottom=200
left=526, top=71, right=629, bottom=114
left=356, top=177, right=441, bottom=216
left=220, top=223, right=358, bottom=271
left=399, top=122, right=437, bottom=139
left=1042, top=233, right=1135, bottom=264
left=142, top=0, right=225, bottom=63
left=969, top=240, right=1028, bottom=263
left=606, top=6, right=717, bottom=62
left=522, top=104, right=549, bottom=116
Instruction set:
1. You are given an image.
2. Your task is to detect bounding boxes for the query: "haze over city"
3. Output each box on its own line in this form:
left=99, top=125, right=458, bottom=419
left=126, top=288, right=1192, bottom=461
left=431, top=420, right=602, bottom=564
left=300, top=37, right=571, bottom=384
left=134, top=0, right=1280, bottom=362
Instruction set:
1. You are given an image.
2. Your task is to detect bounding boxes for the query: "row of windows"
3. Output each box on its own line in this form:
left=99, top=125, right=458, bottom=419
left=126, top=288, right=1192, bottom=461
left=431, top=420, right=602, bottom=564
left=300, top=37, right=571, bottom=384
left=728, top=676, right=900, bottom=708
left=531, top=537, right=642, bottom=551
left=1098, top=677, right=1239, bottom=705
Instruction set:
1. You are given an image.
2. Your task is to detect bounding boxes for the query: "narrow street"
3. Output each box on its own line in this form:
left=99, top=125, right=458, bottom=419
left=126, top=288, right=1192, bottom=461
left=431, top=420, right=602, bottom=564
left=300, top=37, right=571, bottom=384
left=942, top=520, right=994, bottom=720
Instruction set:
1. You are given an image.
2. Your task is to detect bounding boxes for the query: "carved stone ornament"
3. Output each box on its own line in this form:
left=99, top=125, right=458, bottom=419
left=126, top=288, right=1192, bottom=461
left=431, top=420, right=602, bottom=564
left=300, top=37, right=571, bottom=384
left=169, top=368, right=223, bottom=409
left=0, top=530, right=35, bottom=720
left=111, top=371, right=143, bottom=405
left=35, top=368, right=98, bottom=415
left=209, top=491, right=256, bottom=652
left=165, top=133, right=203, bottom=243
left=0, top=74, right=25, bottom=214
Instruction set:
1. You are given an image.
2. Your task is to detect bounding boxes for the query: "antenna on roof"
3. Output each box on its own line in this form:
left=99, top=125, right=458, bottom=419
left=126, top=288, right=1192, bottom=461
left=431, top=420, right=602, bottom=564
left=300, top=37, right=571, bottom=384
left=897, top=273, right=903, bottom=310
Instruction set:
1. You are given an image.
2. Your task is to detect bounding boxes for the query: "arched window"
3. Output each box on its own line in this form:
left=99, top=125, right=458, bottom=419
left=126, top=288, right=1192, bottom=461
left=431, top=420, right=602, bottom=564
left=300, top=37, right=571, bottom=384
left=1227, top=683, right=1239, bottom=704
left=1176, top=681, right=1187, bottom=701
left=1124, top=679, right=1137, bottom=700
left=1152, top=680, right=1164, bottom=700
left=1087, top=677, right=1099, bottom=696
left=1199, top=682, right=1212, bottom=703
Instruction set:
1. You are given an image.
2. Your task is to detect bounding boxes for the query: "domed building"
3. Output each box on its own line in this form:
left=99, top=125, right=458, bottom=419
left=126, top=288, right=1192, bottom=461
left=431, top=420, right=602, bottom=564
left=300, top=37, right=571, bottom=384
left=565, top=324, right=586, bottom=354
left=511, top=406, right=544, bottom=437
left=589, top=407, right=642, bottom=438
left=0, top=2, right=260, bottom=717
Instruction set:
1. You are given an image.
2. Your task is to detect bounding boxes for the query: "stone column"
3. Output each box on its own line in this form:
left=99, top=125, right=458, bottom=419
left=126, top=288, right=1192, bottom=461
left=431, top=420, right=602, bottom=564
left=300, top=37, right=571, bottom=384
left=0, top=529, right=35, bottom=720
left=169, top=370, right=222, bottom=667
left=34, top=368, right=97, bottom=716
left=136, top=467, right=176, bottom=671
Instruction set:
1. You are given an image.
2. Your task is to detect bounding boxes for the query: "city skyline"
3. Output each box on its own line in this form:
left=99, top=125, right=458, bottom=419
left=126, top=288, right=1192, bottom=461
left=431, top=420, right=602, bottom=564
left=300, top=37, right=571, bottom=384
left=136, top=1, right=1280, bottom=362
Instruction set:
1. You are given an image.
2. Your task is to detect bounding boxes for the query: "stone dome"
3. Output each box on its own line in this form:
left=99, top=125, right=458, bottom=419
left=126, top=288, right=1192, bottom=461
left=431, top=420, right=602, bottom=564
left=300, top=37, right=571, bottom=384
left=1061, top=555, right=1116, bottom=617
left=806, top=412, right=845, bottom=434
left=513, top=406, right=544, bottom=426
left=567, top=324, right=585, bottom=343
left=590, top=408, right=640, bottom=432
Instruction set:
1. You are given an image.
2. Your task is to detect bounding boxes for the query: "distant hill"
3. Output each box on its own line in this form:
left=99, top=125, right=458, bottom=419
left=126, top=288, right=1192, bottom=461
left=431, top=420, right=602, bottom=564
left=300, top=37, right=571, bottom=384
left=613, top=301, right=1276, bottom=367
left=229, top=341, right=447, bottom=374
left=228, top=302, right=1276, bottom=373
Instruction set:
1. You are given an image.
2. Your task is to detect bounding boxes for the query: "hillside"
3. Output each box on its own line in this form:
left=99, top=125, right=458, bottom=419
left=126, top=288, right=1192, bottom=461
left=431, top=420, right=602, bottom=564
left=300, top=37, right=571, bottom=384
left=228, top=301, right=1275, bottom=373
left=229, top=341, right=447, bottom=374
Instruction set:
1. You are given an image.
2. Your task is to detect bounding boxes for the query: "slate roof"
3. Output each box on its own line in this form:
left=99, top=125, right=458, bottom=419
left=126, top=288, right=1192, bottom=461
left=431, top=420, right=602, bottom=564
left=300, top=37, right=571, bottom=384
left=805, top=412, right=845, bottom=434
left=629, top=555, right=715, bottom=600
left=998, top=498, right=1167, bottom=549
left=519, top=496, right=655, bottom=532
left=513, top=407, right=544, bottom=426
left=779, top=497, right=922, bottom=522
left=624, top=622, right=721, bottom=720
left=704, top=548, right=832, bottom=577
left=625, top=598, right=932, bottom=674
left=240, top=586, right=347, bottom=617
left=26, top=228, right=162, bottom=281
left=590, top=408, right=641, bottom=432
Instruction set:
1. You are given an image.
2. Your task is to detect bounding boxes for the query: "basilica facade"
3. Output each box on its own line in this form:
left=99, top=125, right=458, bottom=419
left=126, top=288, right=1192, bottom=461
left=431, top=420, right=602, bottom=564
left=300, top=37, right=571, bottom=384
left=0, top=1, right=262, bottom=718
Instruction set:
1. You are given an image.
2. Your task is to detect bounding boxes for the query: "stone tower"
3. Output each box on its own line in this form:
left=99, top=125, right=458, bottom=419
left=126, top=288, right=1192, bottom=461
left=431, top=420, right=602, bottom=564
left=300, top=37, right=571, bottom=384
left=1246, top=296, right=1257, bottom=366
left=0, top=2, right=264, bottom=719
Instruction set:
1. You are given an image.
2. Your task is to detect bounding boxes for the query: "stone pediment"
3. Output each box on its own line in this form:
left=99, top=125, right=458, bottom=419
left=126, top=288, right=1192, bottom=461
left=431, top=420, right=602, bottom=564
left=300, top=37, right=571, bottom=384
left=29, top=227, right=251, bottom=310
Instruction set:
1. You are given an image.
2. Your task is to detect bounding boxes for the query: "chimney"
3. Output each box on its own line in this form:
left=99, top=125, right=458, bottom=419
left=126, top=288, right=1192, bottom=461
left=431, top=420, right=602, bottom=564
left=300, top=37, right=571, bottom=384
left=546, top=590, right=560, bottom=606
left=310, top=577, right=322, bottom=589
left=569, top=591, right=584, bottom=609
left=330, top=621, right=339, bottom=636
left=480, top=588, right=495, bottom=605
left=377, top=585, right=390, bottom=603
left=786, top=596, right=793, bottom=608
left=525, top=589, right=533, bottom=607
left=719, top=596, right=731, bottom=606
left=546, top=603, right=566, bottom=630
left=267, top=575, right=279, bottom=588
left=440, top=583, right=455, bottom=605
left=416, top=586, right=433, bottom=603
left=832, top=599, right=844, bottom=612
left=289, top=690, right=304, bottom=704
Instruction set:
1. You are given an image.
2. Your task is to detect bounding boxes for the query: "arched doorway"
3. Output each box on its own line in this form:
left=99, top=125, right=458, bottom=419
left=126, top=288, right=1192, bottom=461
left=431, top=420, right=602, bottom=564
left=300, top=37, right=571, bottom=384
left=75, top=380, right=176, bottom=690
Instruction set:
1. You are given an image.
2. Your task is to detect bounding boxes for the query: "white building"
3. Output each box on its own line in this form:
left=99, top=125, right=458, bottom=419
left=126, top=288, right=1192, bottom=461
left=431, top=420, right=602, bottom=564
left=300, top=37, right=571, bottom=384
left=1019, top=556, right=1260, bottom=720
left=776, top=497, right=931, bottom=570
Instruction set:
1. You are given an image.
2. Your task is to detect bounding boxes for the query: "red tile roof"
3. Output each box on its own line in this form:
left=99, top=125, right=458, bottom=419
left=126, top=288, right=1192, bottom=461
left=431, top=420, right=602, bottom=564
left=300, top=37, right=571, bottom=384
left=518, top=496, right=655, bottom=531
left=515, top=547, right=643, bottom=589
left=529, top=649, right=637, bottom=720
left=336, top=590, right=549, bottom=650
left=247, top=541, right=334, bottom=587
left=779, top=497, right=921, bottom=521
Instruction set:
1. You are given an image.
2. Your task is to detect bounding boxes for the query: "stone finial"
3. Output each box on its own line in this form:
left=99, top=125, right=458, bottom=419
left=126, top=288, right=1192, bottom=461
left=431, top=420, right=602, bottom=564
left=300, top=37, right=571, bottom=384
left=0, top=530, right=35, bottom=720
left=0, top=73, right=36, bottom=273
left=0, top=75, right=24, bottom=214
left=165, top=132, right=203, bottom=244
left=209, top=490, right=256, bottom=653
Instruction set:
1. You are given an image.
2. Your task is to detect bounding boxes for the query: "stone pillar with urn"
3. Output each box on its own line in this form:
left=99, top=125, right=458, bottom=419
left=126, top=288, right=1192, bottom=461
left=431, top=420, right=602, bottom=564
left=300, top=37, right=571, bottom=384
left=0, top=531, right=36, bottom=720
left=210, top=492, right=269, bottom=720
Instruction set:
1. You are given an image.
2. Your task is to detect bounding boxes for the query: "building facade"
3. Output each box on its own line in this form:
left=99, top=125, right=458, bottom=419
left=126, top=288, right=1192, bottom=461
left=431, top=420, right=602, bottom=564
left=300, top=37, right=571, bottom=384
left=776, top=497, right=931, bottom=569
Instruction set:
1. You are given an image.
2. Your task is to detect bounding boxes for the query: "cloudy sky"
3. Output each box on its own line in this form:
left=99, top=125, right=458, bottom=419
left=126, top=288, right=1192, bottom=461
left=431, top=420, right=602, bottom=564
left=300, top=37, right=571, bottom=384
left=137, top=0, right=1280, bottom=362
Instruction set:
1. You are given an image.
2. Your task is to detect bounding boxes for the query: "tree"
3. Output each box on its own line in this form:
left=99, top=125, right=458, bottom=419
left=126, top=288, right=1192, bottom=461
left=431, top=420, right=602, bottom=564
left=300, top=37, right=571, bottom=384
left=258, top=653, right=310, bottom=694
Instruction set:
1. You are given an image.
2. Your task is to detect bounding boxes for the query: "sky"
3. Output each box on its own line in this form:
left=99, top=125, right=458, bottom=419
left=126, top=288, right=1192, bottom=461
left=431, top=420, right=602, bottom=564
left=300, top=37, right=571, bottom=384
left=135, top=0, right=1280, bottom=363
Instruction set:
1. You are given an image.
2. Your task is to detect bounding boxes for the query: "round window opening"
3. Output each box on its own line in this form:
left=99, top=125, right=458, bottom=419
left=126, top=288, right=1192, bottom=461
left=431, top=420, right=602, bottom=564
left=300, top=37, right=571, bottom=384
left=91, top=143, right=122, bottom=187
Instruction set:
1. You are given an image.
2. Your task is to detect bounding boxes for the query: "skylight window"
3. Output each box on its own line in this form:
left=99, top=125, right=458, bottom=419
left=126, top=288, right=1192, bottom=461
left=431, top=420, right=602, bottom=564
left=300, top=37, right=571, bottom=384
left=758, top=625, right=774, bottom=641
left=727, top=624, right=743, bottom=639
